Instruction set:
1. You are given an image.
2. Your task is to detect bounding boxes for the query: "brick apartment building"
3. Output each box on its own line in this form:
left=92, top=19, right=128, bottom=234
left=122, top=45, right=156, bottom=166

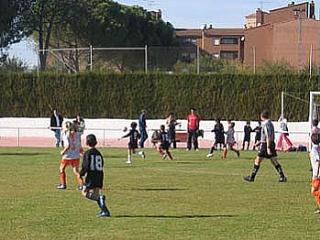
left=175, top=1, right=320, bottom=69
left=175, top=27, right=245, bottom=62
left=244, top=1, right=318, bottom=69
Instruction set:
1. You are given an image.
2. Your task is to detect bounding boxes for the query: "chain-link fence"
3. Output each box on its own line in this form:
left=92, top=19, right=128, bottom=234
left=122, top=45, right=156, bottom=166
left=40, top=45, right=244, bottom=74
left=39, top=44, right=320, bottom=75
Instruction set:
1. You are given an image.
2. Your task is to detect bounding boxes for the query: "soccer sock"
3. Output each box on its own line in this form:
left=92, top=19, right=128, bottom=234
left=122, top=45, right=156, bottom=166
left=223, top=149, right=227, bottom=158
left=98, top=195, right=109, bottom=212
left=209, top=146, right=214, bottom=154
left=127, top=155, right=132, bottom=163
left=167, top=151, right=173, bottom=160
left=158, top=148, right=164, bottom=156
left=85, top=192, right=100, bottom=201
left=250, top=164, right=260, bottom=179
left=274, top=164, right=285, bottom=178
left=59, top=172, right=66, bottom=185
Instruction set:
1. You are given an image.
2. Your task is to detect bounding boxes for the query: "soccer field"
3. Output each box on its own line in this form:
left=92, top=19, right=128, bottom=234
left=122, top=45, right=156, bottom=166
left=0, top=147, right=319, bottom=240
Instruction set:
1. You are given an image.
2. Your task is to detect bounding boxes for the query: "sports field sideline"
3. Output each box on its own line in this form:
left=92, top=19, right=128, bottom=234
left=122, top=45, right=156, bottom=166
left=0, top=147, right=319, bottom=240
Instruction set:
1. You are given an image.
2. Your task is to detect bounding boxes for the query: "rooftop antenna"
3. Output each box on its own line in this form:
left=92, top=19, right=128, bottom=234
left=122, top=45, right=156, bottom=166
left=258, top=1, right=271, bottom=10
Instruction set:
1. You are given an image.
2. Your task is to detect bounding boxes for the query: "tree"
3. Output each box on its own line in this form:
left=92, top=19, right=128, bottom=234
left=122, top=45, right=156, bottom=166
left=0, top=0, right=32, bottom=59
left=22, top=0, right=78, bottom=70
left=47, top=0, right=178, bottom=72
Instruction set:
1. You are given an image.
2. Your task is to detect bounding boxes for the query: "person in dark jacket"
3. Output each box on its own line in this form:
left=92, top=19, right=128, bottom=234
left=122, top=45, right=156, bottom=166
left=138, top=110, right=148, bottom=148
left=50, top=109, right=64, bottom=147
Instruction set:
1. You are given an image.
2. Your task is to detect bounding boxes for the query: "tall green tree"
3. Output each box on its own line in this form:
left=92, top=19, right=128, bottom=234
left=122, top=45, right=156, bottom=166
left=0, top=0, right=31, bottom=61
left=48, top=0, right=177, bottom=72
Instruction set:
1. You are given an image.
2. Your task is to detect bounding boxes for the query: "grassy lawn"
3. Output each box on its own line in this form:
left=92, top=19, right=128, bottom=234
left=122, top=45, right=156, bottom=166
left=0, top=147, right=319, bottom=240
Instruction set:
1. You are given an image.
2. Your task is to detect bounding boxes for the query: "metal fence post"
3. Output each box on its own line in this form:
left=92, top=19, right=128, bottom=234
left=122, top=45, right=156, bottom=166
left=17, top=128, right=20, bottom=147
left=197, top=45, right=200, bottom=74
left=145, top=45, right=148, bottom=74
left=90, top=45, right=93, bottom=71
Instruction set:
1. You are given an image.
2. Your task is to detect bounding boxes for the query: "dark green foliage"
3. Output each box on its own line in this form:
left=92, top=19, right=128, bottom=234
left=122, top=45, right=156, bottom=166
left=0, top=72, right=319, bottom=120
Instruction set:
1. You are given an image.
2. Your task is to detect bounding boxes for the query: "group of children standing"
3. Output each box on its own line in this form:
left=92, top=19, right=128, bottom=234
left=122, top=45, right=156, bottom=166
left=206, top=120, right=262, bottom=159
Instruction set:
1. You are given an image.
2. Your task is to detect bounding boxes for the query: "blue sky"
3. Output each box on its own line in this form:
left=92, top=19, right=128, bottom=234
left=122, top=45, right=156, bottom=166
left=8, top=0, right=317, bottom=67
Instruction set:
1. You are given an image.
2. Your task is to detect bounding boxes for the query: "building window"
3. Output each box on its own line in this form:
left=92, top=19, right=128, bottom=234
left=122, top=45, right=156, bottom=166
left=213, top=38, right=220, bottom=45
left=220, top=37, right=238, bottom=44
left=182, top=38, right=197, bottom=45
left=220, top=51, right=238, bottom=60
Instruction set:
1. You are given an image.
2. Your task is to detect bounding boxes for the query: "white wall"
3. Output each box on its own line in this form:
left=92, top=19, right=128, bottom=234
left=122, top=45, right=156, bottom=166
left=0, top=117, right=310, bottom=144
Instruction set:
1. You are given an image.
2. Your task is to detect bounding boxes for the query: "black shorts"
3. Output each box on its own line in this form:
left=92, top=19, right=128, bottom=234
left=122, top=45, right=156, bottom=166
left=215, top=139, right=225, bottom=144
left=84, top=172, right=104, bottom=189
left=160, top=142, right=170, bottom=150
left=258, top=142, right=277, bottom=159
left=128, top=142, right=138, bottom=150
left=243, top=137, right=251, bottom=142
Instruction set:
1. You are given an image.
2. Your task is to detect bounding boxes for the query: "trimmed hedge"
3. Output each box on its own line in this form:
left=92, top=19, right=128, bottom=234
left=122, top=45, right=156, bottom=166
left=0, top=72, right=319, bottom=121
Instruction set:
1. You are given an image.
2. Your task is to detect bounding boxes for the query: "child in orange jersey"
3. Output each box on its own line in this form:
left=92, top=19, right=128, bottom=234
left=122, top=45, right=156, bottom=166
left=56, top=121, right=83, bottom=190
left=310, top=133, right=320, bottom=214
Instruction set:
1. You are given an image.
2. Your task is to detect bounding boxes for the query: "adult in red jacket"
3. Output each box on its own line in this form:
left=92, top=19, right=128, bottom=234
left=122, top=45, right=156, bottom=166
left=187, top=108, right=200, bottom=151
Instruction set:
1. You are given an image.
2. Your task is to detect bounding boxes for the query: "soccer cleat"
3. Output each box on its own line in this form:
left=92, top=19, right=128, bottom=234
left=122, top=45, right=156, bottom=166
left=206, top=153, right=213, bottom=158
left=140, top=151, right=146, bottom=159
left=243, top=176, right=254, bottom=182
left=125, top=160, right=132, bottom=164
left=56, top=184, right=67, bottom=189
left=195, top=149, right=199, bottom=152
left=314, top=208, right=320, bottom=214
left=162, top=154, right=167, bottom=160
left=186, top=148, right=190, bottom=151
left=97, top=210, right=111, bottom=218
left=77, top=185, right=83, bottom=191
left=279, top=176, right=287, bottom=182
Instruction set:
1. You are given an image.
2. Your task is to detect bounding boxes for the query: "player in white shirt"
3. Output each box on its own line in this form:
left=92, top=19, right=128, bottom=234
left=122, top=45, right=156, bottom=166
left=56, top=121, right=83, bottom=190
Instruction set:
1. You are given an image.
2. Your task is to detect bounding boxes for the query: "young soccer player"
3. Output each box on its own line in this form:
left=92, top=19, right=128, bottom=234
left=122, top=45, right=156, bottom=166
left=223, top=122, right=240, bottom=159
left=244, top=110, right=287, bottom=182
left=207, top=119, right=225, bottom=158
left=166, top=113, right=180, bottom=149
left=310, top=133, right=320, bottom=214
left=80, top=134, right=111, bottom=217
left=121, top=122, right=145, bottom=164
left=252, top=121, right=262, bottom=151
left=56, top=121, right=83, bottom=190
left=157, top=125, right=173, bottom=160
left=242, top=121, right=253, bottom=150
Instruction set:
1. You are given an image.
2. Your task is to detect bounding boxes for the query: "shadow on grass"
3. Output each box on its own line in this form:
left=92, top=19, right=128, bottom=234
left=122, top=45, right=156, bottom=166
left=130, top=188, right=187, bottom=191
left=176, top=161, right=208, bottom=165
left=0, top=152, right=49, bottom=156
left=114, top=214, right=237, bottom=219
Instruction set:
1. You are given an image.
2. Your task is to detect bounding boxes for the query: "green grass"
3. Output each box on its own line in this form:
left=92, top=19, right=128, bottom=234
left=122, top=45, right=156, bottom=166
left=0, top=147, right=320, bottom=239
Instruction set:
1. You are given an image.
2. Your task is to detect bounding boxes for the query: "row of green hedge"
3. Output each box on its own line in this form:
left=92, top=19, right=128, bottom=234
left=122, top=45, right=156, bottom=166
left=0, top=72, right=319, bottom=121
